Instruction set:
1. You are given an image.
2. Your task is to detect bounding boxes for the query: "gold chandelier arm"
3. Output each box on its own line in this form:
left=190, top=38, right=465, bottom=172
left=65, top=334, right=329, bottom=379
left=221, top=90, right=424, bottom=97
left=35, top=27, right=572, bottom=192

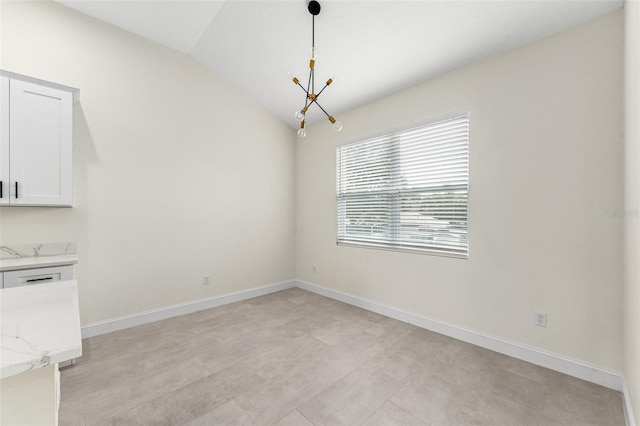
left=295, top=81, right=309, bottom=95
left=312, top=100, right=332, bottom=119
left=315, top=81, right=331, bottom=99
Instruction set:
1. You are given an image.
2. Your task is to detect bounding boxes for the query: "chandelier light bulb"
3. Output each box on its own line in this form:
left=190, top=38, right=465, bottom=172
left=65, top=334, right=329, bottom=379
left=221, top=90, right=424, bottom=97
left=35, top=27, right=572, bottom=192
left=295, top=109, right=306, bottom=121
left=328, top=116, right=342, bottom=131
left=298, top=121, right=306, bottom=138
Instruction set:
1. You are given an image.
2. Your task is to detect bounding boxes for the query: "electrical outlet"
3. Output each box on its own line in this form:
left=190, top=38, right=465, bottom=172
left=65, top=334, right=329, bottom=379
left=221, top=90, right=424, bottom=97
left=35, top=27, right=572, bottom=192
left=202, top=275, right=211, bottom=285
left=534, top=311, right=547, bottom=327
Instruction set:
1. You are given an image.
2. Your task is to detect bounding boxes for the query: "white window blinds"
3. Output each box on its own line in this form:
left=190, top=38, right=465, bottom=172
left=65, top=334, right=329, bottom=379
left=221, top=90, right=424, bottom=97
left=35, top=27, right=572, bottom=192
left=336, top=115, right=469, bottom=258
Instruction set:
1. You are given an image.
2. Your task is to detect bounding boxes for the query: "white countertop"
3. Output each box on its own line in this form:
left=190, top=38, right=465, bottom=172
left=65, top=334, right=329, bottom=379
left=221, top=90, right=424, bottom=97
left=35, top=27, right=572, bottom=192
left=0, top=254, right=78, bottom=272
left=1, top=280, right=82, bottom=379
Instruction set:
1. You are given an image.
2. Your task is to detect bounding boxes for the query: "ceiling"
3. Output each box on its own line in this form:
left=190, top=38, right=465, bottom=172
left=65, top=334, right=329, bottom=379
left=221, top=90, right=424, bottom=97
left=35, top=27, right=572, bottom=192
left=56, top=0, right=623, bottom=129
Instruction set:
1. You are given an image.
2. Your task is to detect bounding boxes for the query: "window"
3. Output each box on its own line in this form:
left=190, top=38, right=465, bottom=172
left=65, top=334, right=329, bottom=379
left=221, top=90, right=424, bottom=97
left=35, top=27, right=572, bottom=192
left=336, top=115, right=469, bottom=258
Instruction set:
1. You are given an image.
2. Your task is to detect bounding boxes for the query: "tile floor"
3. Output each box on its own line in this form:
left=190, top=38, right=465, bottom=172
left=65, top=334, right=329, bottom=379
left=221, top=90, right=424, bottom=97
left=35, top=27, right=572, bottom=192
left=59, top=288, right=625, bottom=425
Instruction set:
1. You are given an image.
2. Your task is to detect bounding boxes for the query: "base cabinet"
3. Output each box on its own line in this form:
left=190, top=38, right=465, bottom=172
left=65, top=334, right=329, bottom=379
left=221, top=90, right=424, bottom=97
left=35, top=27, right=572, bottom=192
left=0, top=364, right=60, bottom=426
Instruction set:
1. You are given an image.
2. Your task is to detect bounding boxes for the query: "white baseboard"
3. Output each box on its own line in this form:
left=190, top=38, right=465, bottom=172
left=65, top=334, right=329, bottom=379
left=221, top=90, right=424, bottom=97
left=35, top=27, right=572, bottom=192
left=81, top=279, right=296, bottom=339
left=296, top=279, right=624, bottom=392
left=623, top=378, right=637, bottom=426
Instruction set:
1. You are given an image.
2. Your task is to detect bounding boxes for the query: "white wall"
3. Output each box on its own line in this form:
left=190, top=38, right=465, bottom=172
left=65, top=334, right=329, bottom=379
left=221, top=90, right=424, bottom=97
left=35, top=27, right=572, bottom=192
left=0, top=1, right=296, bottom=324
left=297, top=10, right=624, bottom=370
left=625, top=0, right=640, bottom=422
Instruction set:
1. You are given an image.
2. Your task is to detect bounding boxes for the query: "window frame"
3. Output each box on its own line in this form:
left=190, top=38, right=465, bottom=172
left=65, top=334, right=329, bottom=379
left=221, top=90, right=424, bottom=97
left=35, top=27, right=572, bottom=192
left=336, top=113, right=470, bottom=259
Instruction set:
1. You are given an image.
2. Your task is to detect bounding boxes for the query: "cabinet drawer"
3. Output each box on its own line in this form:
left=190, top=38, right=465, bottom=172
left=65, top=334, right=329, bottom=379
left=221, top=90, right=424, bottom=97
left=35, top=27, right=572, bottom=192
left=2, top=265, right=74, bottom=288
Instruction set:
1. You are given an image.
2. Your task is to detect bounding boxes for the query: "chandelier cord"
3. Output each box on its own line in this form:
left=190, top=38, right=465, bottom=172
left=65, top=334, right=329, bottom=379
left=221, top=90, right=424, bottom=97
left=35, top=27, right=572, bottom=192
left=312, top=15, right=315, bottom=51
left=311, top=15, right=315, bottom=95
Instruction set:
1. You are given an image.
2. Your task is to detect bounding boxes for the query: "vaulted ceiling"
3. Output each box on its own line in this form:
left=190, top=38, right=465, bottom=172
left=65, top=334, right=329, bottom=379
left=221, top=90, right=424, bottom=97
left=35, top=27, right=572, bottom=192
left=56, top=0, right=623, bottom=129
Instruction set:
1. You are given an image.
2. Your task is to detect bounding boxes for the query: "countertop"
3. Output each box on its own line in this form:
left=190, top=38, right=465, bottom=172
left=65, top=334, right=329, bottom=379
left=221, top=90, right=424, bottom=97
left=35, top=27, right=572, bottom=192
left=1, top=280, right=82, bottom=379
left=0, top=254, right=79, bottom=272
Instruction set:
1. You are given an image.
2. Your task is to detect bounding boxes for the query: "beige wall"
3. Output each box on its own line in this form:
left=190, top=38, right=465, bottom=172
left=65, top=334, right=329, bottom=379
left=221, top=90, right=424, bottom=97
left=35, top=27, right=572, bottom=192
left=297, top=11, right=624, bottom=370
left=625, top=0, right=640, bottom=422
left=0, top=1, right=296, bottom=324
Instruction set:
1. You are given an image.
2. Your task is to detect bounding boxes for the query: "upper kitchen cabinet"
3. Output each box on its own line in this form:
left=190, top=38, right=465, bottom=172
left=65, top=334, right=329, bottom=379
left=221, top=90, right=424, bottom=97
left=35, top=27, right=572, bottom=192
left=0, top=71, right=79, bottom=207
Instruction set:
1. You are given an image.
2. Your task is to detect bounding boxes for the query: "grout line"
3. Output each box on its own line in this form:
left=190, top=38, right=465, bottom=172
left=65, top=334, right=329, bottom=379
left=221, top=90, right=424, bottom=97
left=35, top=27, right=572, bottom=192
left=233, top=396, right=258, bottom=425
left=388, top=400, right=429, bottom=425
left=296, top=408, right=316, bottom=425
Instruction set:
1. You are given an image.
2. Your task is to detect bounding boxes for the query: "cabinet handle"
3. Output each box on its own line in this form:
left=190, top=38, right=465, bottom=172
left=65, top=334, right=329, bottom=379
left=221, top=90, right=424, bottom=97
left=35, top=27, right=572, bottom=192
left=26, top=277, right=54, bottom=283
left=0, top=181, right=3, bottom=198
left=15, top=182, right=18, bottom=199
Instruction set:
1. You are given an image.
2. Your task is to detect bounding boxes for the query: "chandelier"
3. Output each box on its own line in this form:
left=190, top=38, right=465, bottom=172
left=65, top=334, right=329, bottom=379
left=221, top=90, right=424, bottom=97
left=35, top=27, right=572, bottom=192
left=289, top=0, right=342, bottom=138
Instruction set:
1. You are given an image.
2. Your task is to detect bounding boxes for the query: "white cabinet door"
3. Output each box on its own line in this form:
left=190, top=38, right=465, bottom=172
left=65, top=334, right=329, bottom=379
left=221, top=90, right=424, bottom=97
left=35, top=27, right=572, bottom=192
left=9, top=79, right=72, bottom=206
left=0, top=77, right=9, bottom=205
